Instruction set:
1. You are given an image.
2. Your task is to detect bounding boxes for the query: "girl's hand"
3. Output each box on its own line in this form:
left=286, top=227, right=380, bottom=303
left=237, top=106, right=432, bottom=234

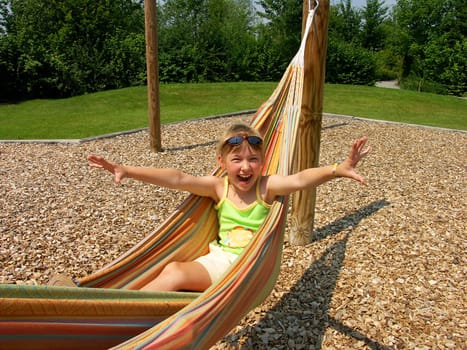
left=87, top=155, right=126, bottom=184
left=336, top=137, right=371, bottom=184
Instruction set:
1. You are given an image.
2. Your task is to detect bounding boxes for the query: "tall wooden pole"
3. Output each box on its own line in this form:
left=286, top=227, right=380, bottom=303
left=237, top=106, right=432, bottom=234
left=289, top=0, right=330, bottom=245
left=145, top=0, right=161, bottom=152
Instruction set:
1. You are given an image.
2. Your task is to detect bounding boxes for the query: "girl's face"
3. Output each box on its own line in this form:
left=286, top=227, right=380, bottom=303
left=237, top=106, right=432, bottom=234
left=218, top=144, right=264, bottom=193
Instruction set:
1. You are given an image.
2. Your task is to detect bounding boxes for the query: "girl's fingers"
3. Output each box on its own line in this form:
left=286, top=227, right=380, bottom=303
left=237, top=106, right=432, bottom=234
left=357, top=137, right=368, bottom=152
left=361, top=145, right=371, bottom=158
left=88, top=155, right=110, bottom=167
left=89, top=163, right=104, bottom=169
left=354, top=137, right=371, bottom=158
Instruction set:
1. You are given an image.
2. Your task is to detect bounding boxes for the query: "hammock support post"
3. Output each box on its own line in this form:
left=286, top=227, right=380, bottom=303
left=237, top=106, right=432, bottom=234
left=290, top=0, right=330, bottom=245
left=145, top=0, right=161, bottom=152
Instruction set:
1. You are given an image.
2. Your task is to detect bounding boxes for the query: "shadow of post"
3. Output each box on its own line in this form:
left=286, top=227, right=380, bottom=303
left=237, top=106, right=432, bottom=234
left=227, top=200, right=392, bottom=349
left=312, top=200, right=391, bottom=242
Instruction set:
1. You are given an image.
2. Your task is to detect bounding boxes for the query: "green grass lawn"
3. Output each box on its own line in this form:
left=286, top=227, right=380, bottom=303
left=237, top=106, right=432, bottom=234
left=324, top=84, right=466, bottom=130
left=1, top=82, right=466, bottom=139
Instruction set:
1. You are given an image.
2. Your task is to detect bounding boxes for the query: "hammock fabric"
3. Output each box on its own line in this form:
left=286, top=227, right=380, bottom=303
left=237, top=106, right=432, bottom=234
left=0, top=7, right=318, bottom=350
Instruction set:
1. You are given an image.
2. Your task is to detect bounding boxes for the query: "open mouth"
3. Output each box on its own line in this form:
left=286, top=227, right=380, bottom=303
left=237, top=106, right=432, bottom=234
left=237, top=174, right=252, bottom=184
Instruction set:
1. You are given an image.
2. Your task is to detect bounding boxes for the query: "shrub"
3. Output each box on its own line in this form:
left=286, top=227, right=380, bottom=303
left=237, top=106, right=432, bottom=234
left=326, top=38, right=377, bottom=85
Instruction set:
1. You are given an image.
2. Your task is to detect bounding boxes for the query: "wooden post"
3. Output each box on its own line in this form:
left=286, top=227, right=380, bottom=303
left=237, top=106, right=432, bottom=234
left=145, top=0, right=161, bottom=152
left=289, top=0, right=330, bottom=245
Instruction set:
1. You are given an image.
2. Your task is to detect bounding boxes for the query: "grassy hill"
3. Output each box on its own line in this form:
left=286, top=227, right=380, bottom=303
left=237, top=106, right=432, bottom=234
left=1, top=83, right=465, bottom=139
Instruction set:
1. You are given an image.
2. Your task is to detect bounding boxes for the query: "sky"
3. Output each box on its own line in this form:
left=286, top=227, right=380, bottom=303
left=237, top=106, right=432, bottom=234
left=331, top=0, right=397, bottom=8
left=254, top=1, right=397, bottom=12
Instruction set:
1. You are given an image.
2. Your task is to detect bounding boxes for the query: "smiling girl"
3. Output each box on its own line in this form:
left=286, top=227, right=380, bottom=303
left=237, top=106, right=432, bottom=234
left=87, top=124, right=371, bottom=292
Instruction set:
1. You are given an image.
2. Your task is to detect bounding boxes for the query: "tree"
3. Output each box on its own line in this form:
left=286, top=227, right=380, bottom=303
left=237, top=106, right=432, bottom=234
left=361, top=0, right=388, bottom=51
left=326, top=37, right=376, bottom=85
left=394, top=0, right=466, bottom=95
left=158, top=0, right=257, bottom=82
left=0, top=0, right=146, bottom=100
left=326, top=0, right=377, bottom=85
left=256, top=0, right=303, bottom=77
left=0, top=0, right=9, bottom=35
left=328, top=0, right=362, bottom=45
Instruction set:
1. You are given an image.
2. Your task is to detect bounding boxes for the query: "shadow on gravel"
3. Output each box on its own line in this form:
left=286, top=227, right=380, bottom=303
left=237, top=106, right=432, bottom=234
left=312, top=200, right=390, bottom=241
left=228, top=200, right=391, bottom=349
left=163, top=140, right=217, bottom=152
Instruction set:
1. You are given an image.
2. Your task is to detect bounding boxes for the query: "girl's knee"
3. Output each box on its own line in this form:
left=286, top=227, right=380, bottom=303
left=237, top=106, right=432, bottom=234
left=161, top=261, right=184, bottom=276
left=159, top=262, right=187, bottom=289
left=140, top=262, right=186, bottom=292
left=158, top=261, right=210, bottom=292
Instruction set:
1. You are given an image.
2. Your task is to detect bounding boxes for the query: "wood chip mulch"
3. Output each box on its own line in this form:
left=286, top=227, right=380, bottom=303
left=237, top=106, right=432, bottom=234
left=1, top=114, right=465, bottom=349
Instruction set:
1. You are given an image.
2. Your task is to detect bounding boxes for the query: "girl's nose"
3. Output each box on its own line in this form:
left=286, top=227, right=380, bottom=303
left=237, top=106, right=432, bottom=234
left=240, top=160, right=250, bottom=171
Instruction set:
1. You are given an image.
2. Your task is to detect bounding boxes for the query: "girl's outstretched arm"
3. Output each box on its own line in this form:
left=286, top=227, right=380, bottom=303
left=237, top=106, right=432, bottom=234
left=264, top=137, right=371, bottom=201
left=87, top=155, right=221, bottom=200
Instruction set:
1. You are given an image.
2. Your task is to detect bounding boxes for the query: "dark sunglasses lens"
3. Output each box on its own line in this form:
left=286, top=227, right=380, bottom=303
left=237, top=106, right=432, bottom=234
left=247, top=136, right=262, bottom=145
left=226, top=135, right=262, bottom=146
left=227, top=136, right=243, bottom=145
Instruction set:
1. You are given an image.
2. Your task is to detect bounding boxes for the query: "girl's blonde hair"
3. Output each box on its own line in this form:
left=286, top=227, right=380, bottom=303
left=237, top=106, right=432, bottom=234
left=216, top=124, right=264, bottom=157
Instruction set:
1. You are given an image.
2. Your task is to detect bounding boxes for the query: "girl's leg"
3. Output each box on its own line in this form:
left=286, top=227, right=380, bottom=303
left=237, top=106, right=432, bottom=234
left=140, top=261, right=212, bottom=292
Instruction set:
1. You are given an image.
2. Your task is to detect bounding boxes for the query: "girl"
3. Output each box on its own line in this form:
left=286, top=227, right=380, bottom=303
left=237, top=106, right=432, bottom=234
left=88, top=124, right=371, bottom=292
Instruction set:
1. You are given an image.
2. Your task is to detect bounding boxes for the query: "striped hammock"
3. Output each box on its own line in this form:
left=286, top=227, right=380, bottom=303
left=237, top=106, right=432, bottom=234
left=0, top=7, right=318, bottom=350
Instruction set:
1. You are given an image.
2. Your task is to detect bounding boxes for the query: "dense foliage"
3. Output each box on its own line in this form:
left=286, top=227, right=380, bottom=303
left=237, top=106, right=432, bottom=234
left=394, top=0, right=466, bottom=95
left=0, top=0, right=464, bottom=101
left=158, top=0, right=259, bottom=82
left=0, top=0, right=145, bottom=100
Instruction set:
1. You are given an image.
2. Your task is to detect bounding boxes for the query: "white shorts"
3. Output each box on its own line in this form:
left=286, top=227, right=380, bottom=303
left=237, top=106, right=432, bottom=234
left=194, top=243, right=239, bottom=283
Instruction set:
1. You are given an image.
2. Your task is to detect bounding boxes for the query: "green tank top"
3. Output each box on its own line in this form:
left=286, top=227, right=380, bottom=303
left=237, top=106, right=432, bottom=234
left=214, top=176, right=271, bottom=255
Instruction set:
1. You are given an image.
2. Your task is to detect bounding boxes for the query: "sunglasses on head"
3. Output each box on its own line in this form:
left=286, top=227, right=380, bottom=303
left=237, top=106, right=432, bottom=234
left=225, top=135, right=263, bottom=146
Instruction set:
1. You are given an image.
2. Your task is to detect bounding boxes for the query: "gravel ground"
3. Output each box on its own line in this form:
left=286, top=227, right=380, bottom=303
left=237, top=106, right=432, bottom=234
left=1, top=114, right=466, bottom=349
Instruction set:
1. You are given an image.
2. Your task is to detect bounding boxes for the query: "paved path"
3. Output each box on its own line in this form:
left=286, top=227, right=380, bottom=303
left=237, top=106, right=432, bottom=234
left=375, top=80, right=399, bottom=89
